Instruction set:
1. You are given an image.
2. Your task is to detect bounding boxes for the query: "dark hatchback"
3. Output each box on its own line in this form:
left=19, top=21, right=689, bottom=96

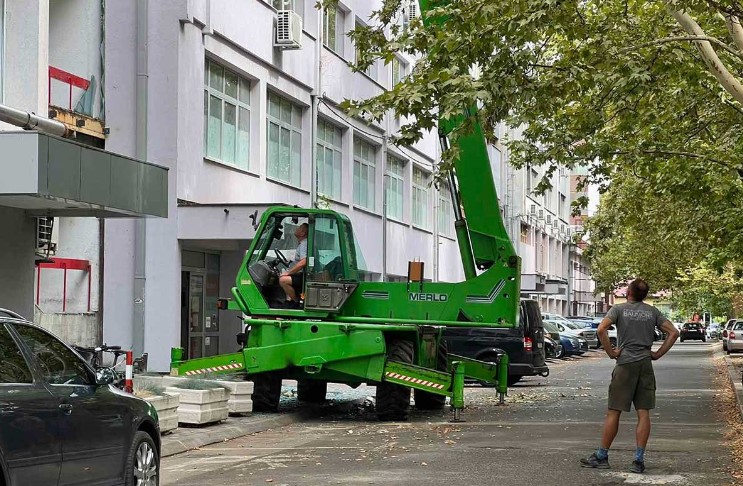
left=680, top=322, right=706, bottom=342
left=0, top=317, right=160, bottom=486
left=444, top=299, right=549, bottom=386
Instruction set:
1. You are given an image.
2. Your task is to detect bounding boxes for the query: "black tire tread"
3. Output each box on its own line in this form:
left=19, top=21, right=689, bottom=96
left=377, top=339, right=414, bottom=420
left=252, top=372, right=282, bottom=412
left=414, top=340, right=448, bottom=410
left=124, top=431, right=159, bottom=486
left=297, top=380, right=328, bottom=403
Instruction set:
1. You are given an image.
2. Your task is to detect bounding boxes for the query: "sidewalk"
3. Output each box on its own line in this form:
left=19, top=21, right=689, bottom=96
left=722, top=346, right=743, bottom=420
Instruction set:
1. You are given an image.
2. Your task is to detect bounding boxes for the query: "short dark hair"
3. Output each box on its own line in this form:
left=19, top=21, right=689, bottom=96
left=628, top=279, right=649, bottom=301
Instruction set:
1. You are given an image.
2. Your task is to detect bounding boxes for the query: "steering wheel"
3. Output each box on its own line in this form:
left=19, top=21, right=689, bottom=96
left=275, top=249, right=291, bottom=267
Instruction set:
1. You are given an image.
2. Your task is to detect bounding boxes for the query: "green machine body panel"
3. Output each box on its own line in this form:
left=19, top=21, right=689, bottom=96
left=170, top=0, right=524, bottom=419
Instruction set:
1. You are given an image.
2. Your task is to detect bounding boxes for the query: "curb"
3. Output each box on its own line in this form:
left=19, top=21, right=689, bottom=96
left=722, top=351, right=743, bottom=421
left=161, top=412, right=303, bottom=457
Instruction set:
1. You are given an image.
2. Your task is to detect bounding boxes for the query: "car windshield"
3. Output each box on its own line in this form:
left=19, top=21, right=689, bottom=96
left=564, top=321, right=584, bottom=330
left=543, top=322, right=559, bottom=333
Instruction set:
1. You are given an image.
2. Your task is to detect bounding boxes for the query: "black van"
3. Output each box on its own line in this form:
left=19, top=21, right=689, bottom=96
left=444, top=299, right=548, bottom=385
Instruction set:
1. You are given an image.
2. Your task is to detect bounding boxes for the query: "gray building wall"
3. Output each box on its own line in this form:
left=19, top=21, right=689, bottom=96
left=0, top=208, right=36, bottom=320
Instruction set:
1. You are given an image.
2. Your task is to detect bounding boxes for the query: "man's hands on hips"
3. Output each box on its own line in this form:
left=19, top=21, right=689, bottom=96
left=607, top=346, right=623, bottom=360
left=651, top=351, right=662, bottom=360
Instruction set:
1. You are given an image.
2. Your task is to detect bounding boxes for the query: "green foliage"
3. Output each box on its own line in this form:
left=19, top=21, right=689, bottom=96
left=345, top=0, right=743, bottom=312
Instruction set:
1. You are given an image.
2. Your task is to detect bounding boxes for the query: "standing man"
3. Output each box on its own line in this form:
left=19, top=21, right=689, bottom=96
left=279, top=223, right=308, bottom=307
left=581, top=279, right=679, bottom=473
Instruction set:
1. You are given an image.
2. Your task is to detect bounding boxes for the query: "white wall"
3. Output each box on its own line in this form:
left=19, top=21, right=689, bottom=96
left=49, top=0, right=103, bottom=117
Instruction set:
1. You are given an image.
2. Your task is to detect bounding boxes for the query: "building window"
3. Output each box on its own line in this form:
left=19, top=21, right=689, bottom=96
left=520, top=223, right=530, bottom=244
left=392, top=57, right=407, bottom=86
left=316, top=118, right=342, bottom=200
left=353, top=138, right=376, bottom=210
left=204, top=59, right=251, bottom=169
left=385, top=156, right=405, bottom=220
left=438, top=185, right=453, bottom=235
left=271, top=0, right=303, bottom=17
left=412, top=167, right=429, bottom=228
left=323, top=4, right=345, bottom=56
left=560, top=192, right=567, bottom=219
left=527, top=168, right=538, bottom=195
left=355, top=21, right=378, bottom=80
left=267, top=92, right=302, bottom=185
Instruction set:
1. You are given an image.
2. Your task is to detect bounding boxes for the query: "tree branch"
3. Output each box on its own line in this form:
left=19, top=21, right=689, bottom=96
left=623, top=35, right=743, bottom=61
left=670, top=8, right=743, bottom=106
left=725, top=15, right=743, bottom=52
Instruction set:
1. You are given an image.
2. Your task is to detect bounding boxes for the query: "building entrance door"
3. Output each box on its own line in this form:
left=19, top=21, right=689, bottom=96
left=181, top=251, right=221, bottom=359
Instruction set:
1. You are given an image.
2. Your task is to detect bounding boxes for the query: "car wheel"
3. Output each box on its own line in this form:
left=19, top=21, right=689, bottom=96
left=555, top=345, right=565, bottom=359
left=252, top=372, right=282, bottom=412
left=702, top=337, right=706, bottom=343
left=125, top=431, right=159, bottom=486
left=724, top=342, right=728, bottom=351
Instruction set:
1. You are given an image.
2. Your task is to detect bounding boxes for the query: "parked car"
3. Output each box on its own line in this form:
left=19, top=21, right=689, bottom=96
left=706, top=323, right=720, bottom=340
left=726, top=321, right=743, bottom=354
left=547, top=319, right=598, bottom=348
left=722, top=319, right=737, bottom=351
left=543, top=334, right=564, bottom=359
left=445, top=300, right=549, bottom=386
left=680, top=322, right=706, bottom=342
left=0, top=316, right=161, bottom=486
left=559, top=334, right=584, bottom=356
left=581, top=320, right=618, bottom=348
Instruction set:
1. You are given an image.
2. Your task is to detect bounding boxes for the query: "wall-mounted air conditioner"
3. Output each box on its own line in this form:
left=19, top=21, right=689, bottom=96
left=274, top=10, right=302, bottom=49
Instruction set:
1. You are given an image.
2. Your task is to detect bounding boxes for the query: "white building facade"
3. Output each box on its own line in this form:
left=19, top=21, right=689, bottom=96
left=3, top=0, right=596, bottom=371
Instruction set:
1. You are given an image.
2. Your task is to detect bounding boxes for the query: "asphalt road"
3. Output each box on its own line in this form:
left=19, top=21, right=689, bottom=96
left=162, top=342, right=734, bottom=486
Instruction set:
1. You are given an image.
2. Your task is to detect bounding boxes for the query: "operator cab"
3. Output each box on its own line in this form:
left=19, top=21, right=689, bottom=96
left=245, top=210, right=362, bottom=311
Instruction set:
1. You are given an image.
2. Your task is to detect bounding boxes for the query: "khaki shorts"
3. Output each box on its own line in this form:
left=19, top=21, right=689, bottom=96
left=608, top=358, right=656, bottom=412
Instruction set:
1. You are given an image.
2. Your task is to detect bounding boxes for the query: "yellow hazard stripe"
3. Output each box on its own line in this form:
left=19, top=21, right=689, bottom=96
left=184, top=362, right=243, bottom=376
left=385, top=371, right=446, bottom=390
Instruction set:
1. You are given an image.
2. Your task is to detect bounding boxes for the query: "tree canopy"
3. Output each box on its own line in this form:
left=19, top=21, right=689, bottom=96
left=344, top=0, right=743, bottom=315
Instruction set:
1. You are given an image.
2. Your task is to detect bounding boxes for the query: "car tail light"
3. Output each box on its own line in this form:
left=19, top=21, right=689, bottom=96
left=730, top=332, right=736, bottom=340
left=524, top=336, right=533, bottom=352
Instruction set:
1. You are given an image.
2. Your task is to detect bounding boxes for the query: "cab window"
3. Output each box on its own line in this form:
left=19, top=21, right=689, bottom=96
left=308, top=216, right=344, bottom=281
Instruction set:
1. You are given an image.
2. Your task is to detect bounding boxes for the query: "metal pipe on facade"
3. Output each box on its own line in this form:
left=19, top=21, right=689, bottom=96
left=0, top=103, right=69, bottom=137
left=132, top=0, right=149, bottom=356
left=381, top=135, right=388, bottom=282
left=310, top=4, right=323, bottom=208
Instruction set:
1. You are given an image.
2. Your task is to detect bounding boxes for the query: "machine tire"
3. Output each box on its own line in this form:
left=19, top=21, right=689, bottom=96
left=297, top=380, right=327, bottom=404
left=702, top=336, right=706, bottom=343
left=724, top=341, right=728, bottom=351
left=252, top=372, right=282, bottom=412
left=376, top=339, right=414, bottom=421
left=414, top=340, right=448, bottom=411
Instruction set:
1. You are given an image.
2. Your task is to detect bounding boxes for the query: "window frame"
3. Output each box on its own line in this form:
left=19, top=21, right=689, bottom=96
left=385, top=155, right=405, bottom=220
left=412, top=166, right=430, bottom=229
left=204, top=58, right=252, bottom=170
left=0, top=324, right=34, bottom=384
left=391, top=56, right=407, bottom=86
left=353, top=137, right=377, bottom=211
left=323, top=3, right=345, bottom=56
left=270, top=0, right=303, bottom=18
left=316, top=118, right=343, bottom=200
left=266, top=91, right=303, bottom=186
left=438, top=185, right=453, bottom=236
left=355, top=21, right=377, bottom=80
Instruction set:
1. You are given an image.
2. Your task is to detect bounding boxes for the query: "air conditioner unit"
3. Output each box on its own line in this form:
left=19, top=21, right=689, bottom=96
left=529, top=204, right=537, bottom=216
left=546, top=214, right=552, bottom=225
left=36, top=217, right=58, bottom=257
left=274, top=10, right=302, bottom=49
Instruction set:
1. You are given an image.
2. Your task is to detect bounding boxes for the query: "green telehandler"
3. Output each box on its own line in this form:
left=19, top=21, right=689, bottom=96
left=170, top=0, right=529, bottom=421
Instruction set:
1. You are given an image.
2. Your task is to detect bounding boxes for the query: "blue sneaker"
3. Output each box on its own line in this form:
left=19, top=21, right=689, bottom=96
left=630, top=460, right=645, bottom=473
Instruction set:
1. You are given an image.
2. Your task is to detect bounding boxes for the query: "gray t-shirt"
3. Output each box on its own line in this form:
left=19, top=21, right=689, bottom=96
left=606, top=301, right=666, bottom=365
left=292, top=239, right=307, bottom=267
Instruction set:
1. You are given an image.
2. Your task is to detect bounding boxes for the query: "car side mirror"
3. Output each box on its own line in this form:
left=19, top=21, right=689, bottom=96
left=95, top=367, right=117, bottom=386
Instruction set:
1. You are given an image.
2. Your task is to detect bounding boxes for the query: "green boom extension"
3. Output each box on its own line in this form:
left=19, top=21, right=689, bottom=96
left=170, top=0, right=521, bottom=421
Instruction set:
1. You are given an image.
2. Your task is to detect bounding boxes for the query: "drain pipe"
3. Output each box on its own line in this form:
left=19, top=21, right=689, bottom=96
left=132, top=0, right=148, bottom=355
left=0, top=103, right=69, bottom=137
